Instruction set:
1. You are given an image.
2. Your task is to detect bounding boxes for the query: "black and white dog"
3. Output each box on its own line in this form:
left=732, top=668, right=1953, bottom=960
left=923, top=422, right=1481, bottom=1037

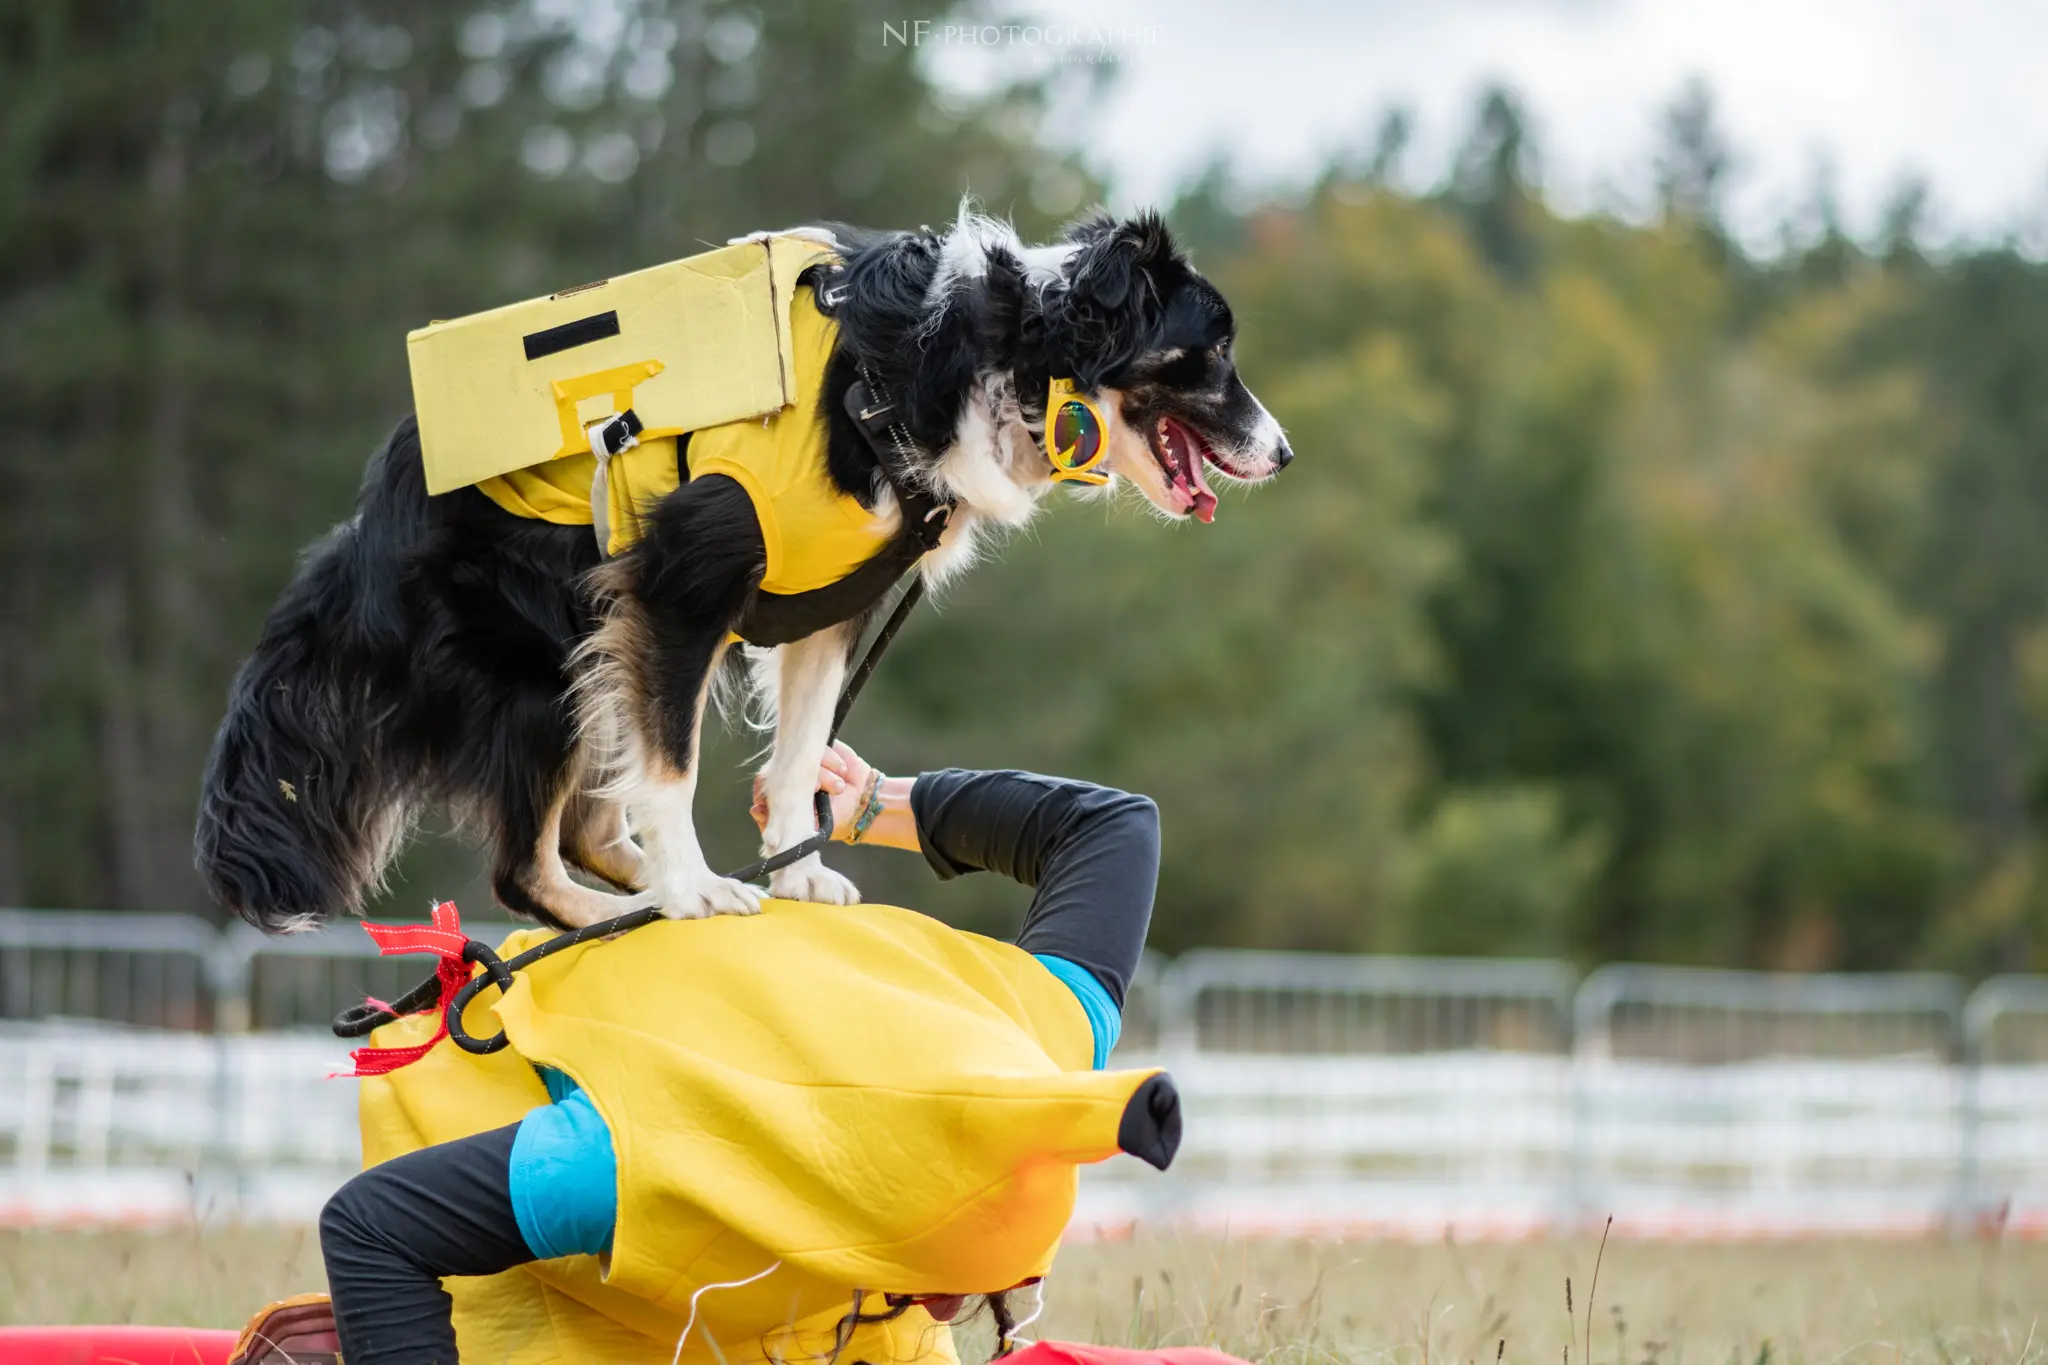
left=196, top=209, right=1292, bottom=932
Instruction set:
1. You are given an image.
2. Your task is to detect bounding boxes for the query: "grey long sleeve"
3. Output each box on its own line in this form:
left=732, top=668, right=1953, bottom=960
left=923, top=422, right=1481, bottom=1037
left=908, top=768, right=1158, bottom=1007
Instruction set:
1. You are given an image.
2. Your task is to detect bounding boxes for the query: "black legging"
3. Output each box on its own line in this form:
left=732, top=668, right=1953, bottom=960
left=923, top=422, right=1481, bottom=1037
left=320, top=1124, right=530, bottom=1364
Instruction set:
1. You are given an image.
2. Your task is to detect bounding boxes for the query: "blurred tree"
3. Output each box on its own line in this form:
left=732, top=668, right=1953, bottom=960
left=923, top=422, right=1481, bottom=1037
left=1878, top=175, right=1932, bottom=264
left=1397, top=785, right=1608, bottom=958
left=1155, top=155, right=1246, bottom=262
left=10, top=48, right=2048, bottom=980
left=1077, top=160, right=1951, bottom=967
left=1889, top=253, right=2048, bottom=971
left=0, top=0, right=1094, bottom=915
left=1654, top=77, right=1733, bottom=228
left=1447, top=85, right=1541, bottom=283
left=1364, top=107, right=1414, bottom=188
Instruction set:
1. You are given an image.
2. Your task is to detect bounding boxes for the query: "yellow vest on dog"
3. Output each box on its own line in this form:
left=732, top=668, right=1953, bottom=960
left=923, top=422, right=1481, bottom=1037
left=409, top=234, right=897, bottom=589
left=409, top=236, right=826, bottom=494
left=356, top=902, right=1160, bottom=1365
left=472, top=288, right=897, bottom=589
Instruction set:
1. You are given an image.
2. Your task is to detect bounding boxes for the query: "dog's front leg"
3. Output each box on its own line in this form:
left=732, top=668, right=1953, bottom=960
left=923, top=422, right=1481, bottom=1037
left=758, top=622, right=861, bottom=904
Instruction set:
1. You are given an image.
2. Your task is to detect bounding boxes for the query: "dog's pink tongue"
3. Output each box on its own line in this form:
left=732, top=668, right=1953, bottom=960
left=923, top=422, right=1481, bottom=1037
left=1189, top=451, right=1218, bottom=524
left=1162, top=417, right=1221, bottom=523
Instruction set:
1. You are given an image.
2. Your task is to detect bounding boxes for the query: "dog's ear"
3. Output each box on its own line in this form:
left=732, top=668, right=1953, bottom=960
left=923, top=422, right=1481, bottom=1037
left=1060, top=208, right=1118, bottom=246
left=1051, top=212, right=1182, bottom=384
left=1122, top=210, right=1180, bottom=269
left=1066, top=212, right=1179, bottom=315
left=978, top=242, right=1031, bottom=360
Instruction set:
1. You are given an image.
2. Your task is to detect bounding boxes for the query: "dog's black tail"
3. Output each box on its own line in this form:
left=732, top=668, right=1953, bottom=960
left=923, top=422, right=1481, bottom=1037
left=195, top=421, right=430, bottom=931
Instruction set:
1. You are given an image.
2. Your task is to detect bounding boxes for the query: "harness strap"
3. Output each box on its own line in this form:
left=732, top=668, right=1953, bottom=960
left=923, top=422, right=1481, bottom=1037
left=584, top=408, right=646, bottom=557
left=847, top=368, right=953, bottom=553
left=730, top=372, right=952, bottom=646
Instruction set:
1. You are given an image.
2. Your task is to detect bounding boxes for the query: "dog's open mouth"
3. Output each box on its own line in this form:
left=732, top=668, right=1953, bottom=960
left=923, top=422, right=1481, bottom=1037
left=1151, top=417, right=1222, bottom=524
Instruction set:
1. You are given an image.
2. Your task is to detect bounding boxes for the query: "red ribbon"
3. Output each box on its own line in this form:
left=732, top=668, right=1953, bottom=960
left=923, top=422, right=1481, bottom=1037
left=339, top=901, right=473, bottom=1078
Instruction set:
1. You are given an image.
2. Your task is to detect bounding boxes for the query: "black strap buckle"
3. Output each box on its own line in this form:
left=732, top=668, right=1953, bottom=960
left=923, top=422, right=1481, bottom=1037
left=588, top=407, right=644, bottom=457
left=909, top=502, right=950, bottom=552
left=844, top=378, right=954, bottom=553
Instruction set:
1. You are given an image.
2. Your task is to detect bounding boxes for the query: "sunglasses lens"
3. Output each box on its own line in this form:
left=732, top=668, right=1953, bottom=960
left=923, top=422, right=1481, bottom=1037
left=1052, top=400, right=1102, bottom=469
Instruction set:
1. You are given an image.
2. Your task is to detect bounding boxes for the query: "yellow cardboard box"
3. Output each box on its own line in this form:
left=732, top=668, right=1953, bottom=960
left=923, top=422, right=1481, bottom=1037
left=407, top=235, right=834, bottom=495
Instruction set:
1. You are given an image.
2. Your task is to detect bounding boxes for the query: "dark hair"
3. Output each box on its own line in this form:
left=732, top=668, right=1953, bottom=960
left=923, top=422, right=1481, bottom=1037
left=834, top=1289, right=1017, bottom=1365
left=831, top=1289, right=913, bottom=1364
left=985, top=1290, right=1017, bottom=1354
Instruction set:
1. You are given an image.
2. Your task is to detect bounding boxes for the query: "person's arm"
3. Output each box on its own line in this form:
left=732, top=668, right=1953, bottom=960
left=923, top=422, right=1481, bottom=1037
left=755, top=744, right=1160, bottom=1063
left=753, top=742, right=920, bottom=850
left=908, top=768, right=1159, bottom=1013
left=762, top=745, right=1159, bottom=1007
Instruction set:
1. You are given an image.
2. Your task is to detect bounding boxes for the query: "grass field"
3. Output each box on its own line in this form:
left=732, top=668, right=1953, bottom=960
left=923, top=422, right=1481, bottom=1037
left=3, top=1229, right=2045, bottom=1363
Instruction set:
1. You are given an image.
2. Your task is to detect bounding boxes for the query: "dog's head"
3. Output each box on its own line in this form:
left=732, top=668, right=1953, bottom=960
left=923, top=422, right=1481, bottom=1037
left=1047, top=211, right=1292, bottom=523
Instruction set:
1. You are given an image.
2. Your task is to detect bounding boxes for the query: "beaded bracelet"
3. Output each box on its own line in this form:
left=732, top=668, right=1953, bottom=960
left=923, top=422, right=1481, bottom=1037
left=848, top=770, right=886, bottom=844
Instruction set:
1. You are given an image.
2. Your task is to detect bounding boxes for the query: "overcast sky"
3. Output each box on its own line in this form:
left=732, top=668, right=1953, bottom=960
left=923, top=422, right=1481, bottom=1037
left=923, top=0, right=2048, bottom=251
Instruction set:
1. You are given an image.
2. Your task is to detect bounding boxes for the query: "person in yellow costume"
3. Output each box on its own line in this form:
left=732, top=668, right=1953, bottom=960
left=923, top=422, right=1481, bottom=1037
left=320, top=746, right=1177, bottom=1365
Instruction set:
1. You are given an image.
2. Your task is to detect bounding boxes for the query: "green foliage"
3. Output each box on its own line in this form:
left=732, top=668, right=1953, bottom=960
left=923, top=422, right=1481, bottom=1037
left=0, top=0, right=1093, bottom=914
left=5, top=13, right=2047, bottom=973
left=840, top=176, right=2021, bottom=970
left=1396, top=784, right=1608, bottom=958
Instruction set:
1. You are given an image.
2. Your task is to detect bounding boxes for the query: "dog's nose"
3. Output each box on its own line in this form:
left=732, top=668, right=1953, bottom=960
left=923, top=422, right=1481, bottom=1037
left=1272, top=439, right=1294, bottom=472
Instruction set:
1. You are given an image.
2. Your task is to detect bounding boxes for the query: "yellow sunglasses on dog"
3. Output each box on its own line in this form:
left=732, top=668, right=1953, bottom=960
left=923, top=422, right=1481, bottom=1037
left=1045, top=378, right=1111, bottom=485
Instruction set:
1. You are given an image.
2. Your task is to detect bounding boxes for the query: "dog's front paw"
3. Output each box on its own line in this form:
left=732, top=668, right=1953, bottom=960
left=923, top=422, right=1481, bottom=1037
left=768, top=856, right=860, bottom=906
left=654, top=871, right=764, bottom=920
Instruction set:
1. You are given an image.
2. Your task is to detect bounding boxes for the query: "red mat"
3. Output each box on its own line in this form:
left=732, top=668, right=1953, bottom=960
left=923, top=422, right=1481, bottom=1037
left=0, top=1326, right=238, bottom=1365
left=1008, top=1343, right=1253, bottom=1365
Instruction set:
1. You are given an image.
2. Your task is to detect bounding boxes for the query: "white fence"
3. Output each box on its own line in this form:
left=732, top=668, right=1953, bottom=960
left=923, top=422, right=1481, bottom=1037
left=0, top=1021, right=351, bottom=1225
left=4, top=912, right=2048, bottom=1236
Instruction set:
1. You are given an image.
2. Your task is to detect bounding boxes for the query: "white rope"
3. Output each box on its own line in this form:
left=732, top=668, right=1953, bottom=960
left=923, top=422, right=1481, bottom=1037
left=670, top=1258, right=784, bottom=1365
left=1002, top=1280, right=1048, bottom=1349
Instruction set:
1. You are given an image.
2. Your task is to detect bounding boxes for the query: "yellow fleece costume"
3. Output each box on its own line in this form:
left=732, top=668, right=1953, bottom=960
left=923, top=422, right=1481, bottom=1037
left=357, top=901, right=1162, bottom=1365
left=472, top=286, right=896, bottom=592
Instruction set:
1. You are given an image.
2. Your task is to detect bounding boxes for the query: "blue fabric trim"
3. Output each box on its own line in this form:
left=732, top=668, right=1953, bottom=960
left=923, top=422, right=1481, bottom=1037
left=508, top=1079, right=617, bottom=1261
left=1033, top=954, right=1121, bottom=1069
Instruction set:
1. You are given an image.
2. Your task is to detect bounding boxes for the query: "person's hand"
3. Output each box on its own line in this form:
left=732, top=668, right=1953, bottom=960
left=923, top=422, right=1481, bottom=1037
left=750, top=740, right=882, bottom=841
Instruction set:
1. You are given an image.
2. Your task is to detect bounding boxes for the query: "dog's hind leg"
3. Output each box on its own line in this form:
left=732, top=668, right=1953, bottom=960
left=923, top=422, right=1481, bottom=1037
left=756, top=622, right=861, bottom=905
left=486, top=715, right=653, bottom=928
left=494, top=786, right=654, bottom=929
left=597, top=647, right=763, bottom=919
left=575, top=473, right=768, bottom=920
left=560, top=790, right=647, bottom=892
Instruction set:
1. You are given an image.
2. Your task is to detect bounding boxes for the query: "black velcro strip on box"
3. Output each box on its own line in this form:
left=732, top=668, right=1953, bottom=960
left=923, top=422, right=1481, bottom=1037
left=523, top=310, right=621, bottom=361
